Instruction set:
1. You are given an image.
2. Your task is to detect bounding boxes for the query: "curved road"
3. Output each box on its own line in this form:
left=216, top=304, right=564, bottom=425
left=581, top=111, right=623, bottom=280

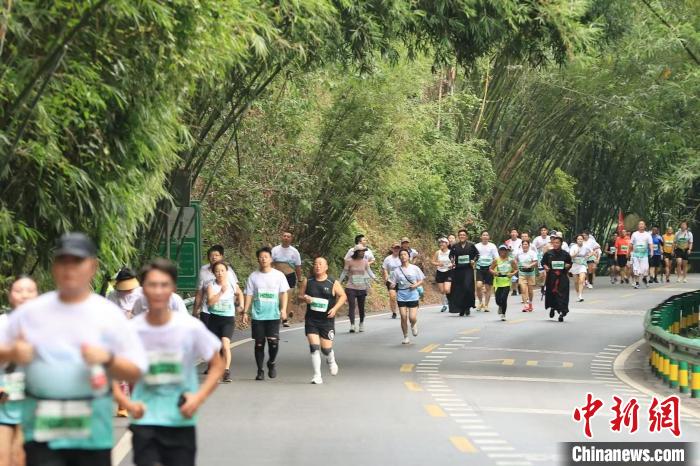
left=116, top=277, right=700, bottom=465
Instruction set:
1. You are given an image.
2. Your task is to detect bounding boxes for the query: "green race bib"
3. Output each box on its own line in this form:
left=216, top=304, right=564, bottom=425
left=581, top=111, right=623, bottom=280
left=609, top=246, right=616, bottom=254
left=477, top=257, right=493, bottom=267
left=209, top=297, right=235, bottom=317
left=309, top=297, right=329, bottom=313
left=551, top=261, right=565, bottom=270
left=144, top=351, right=184, bottom=386
left=253, top=288, right=280, bottom=320
left=351, top=274, right=368, bottom=285
left=34, top=400, right=92, bottom=442
left=457, top=255, right=470, bottom=265
left=3, top=372, right=25, bottom=401
left=620, top=245, right=629, bottom=253
left=497, top=262, right=512, bottom=274
left=633, top=243, right=648, bottom=258
left=573, top=257, right=587, bottom=265
left=677, top=237, right=689, bottom=248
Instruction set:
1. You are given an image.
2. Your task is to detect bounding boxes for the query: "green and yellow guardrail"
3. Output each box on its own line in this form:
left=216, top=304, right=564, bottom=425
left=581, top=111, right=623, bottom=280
left=645, top=290, right=700, bottom=397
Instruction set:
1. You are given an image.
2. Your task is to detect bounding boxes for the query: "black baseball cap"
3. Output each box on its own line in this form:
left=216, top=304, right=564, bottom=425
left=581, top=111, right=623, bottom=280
left=53, top=232, right=97, bottom=259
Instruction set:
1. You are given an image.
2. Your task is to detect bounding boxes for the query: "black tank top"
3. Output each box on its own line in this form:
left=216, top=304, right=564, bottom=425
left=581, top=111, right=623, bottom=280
left=305, top=276, right=336, bottom=320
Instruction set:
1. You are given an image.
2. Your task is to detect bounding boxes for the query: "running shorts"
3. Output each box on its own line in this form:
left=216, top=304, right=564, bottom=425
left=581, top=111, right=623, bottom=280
left=616, top=255, right=628, bottom=267
left=206, top=314, right=234, bottom=339
left=476, top=267, right=494, bottom=285
left=131, top=425, right=196, bottom=466
left=607, top=256, right=616, bottom=266
left=518, top=275, right=536, bottom=286
left=251, top=319, right=280, bottom=340
left=650, top=255, right=662, bottom=267
left=674, top=249, right=689, bottom=261
left=199, top=312, right=210, bottom=326
left=663, top=252, right=674, bottom=261
left=305, top=318, right=335, bottom=340
left=25, top=443, right=111, bottom=466
left=397, top=300, right=420, bottom=308
left=285, top=272, right=297, bottom=288
left=435, top=270, right=452, bottom=283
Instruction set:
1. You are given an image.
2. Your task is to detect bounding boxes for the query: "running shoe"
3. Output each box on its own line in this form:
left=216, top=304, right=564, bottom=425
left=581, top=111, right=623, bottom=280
left=310, top=375, right=323, bottom=384
left=411, top=323, right=418, bottom=337
left=402, top=337, right=410, bottom=345
left=328, top=359, right=339, bottom=376
left=349, top=324, right=356, bottom=333
left=522, top=305, right=528, bottom=313
left=683, top=279, right=688, bottom=283
left=256, top=370, right=264, bottom=381
left=558, top=314, right=564, bottom=322
left=549, top=308, right=555, bottom=318
left=634, top=283, right=640, bottom=289
left=586, top=284, right=593, bottom=289
left=359, top=322, right=365, bottom=332
left=577, top=297, right=584, bottom=302
left=267, top=362, right=277, bottom=379
left=440, top=305, right=447, bottom=313
left=392, top=312, right=397, bottom=319
left=511, top=290, right=518, bottom=296
left=666, top=278, right=670, bottom=283
left=501, top=314, right=506, bottom=321
left=282, top=320, right=291, bottom=328
left=528, top=303, right=534, bottom=312
left=483, top=305, right=490, bottom=313
left=222, top=369, right=232, bottom=383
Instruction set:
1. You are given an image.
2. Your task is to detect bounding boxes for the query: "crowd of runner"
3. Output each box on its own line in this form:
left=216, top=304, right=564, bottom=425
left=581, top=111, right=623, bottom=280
left=0, top=221, right=694, bottom=466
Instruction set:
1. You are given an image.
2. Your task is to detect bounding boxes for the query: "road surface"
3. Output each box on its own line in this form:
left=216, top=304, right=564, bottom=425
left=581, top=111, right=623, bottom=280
left=115, top=277, right=700, bottom=465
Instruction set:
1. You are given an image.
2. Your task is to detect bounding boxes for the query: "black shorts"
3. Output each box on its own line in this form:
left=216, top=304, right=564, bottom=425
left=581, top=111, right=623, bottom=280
left=435, top=270, right=452, bottom=283
left=607, top=256, right=616, bottom=266
left=252, top=319, right=280, bottom=340
left=199, top=312, right=210, bottom=326
left=206, top=313, right=234, bottom=339
left=397, top=300, right=420, bottom=308
left=617, top=255, right=628, bottom=267
left=130, top=425, right=196, bottom=466
left=285, top=272, right=297, bottom=288
left=650, top=255, right=662, bottom=267
left=476, top=267, right=493, bottom=285
left=663, top=252, right=674, bottom=260
left=24, top=442, right=111, bottom=466
left=675, top=249, right=689, bottom=261
left=305, top=318, right=335, bottom=340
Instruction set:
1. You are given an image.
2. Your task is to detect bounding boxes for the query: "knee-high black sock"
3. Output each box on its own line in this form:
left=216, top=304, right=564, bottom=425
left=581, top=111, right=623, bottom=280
left=268, top=339, right=279, bottom=365
left=254, top=340, right=265, bottom=370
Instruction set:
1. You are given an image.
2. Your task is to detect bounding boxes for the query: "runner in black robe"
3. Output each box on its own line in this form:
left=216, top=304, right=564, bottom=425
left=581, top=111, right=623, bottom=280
left=541, top=236, right=572, bottom=322
left=448, top=229, right=479, bottom=316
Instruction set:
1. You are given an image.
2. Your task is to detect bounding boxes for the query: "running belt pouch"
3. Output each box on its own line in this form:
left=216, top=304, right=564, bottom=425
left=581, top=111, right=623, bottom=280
left=520, top=267, right=534, bottom=272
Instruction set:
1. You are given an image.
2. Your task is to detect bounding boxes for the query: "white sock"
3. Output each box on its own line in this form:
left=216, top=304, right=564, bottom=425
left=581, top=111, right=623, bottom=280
left=326, top=350, right=336, bottom=365
left=311, top=351, right=321, bottom=377
left=442, top=295, right=449, bottom=305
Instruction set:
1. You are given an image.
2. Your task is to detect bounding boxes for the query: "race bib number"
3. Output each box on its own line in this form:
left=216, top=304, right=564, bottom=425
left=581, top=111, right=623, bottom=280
left=3, top=372, right=25, bottom=401
left=609, top=246, right=616, bottom=254
left=633, top=244, right=648, bottom=257
left=351, top=274, right=367, bottom=285
left=551, top=261, right=565, bottom=270
left=620, top=245, right=629, bottom=252
left=457, top=255, right=470, bottom=265
left=497, top=263, right=511, bottom=274
left=573, top=257, right=587, bottom=265
left=477, top=257, right=492, bottom=267
left=677, top=237, right=689, bottom=248
left=144, top=351, right=184, bottom=386
left=34, top=400, right=92, bottom=442
left=209, top=297, right=234, bottom=316
left=310, top=298, right=329, bottom=313
left=653, top=244, right=659, bottom=251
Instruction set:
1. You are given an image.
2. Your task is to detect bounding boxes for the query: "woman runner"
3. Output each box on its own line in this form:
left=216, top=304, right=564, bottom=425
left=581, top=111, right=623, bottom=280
left=390, top=249, right=425, bottom=344
left=662, top=227, right=675, bottom=283
left=431, top=238, right=453, bottom=312
left=340, top=245, right=375, bottom=332
left=515, top=240, right=538, bottom=312
left=674, top=221, right=693, bottom=283
left=570, top=235, right=592, bottom=302
left=490, top=245, right=517, bottom=321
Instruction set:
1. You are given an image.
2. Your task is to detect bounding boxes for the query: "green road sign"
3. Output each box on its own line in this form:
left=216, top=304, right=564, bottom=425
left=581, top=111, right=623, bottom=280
left=158, top=201, right=201, bottom=293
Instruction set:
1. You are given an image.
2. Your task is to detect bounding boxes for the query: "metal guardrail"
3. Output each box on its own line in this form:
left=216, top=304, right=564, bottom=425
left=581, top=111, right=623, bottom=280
left=644, top=289, right=700, bottom=397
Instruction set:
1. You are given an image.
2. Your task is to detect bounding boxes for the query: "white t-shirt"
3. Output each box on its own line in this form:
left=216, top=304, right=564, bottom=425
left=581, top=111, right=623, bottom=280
left=516, top=249, right=538, bottom=267
left=630, top=231, right=653, bottom=257
left=129, top=311, right=220, bottom=427
left=561, top=241, right=570, bottom=253
left=271, top=245, right=302, bottom=267
left=570, top=244, right=593, bottom=262
left=675, top=230, right=693, bottom=248
left=505, top=238, right=522, bottom=253
left=532, top=236, right=550, bottom=255
left=475, top=242, right=499, bottom=268
left=197, top=264, right=238, bottom=314
left=206, top=282, right=239, bottom=317
left=132, top=293, right=188, bottom=316
left=389, top=264, right=425, bottom=302
left=244, top=269, right=290, bottom=321
left=382, top=255, right=402, bottom=275
left=107, top=287, right=144, bottom=314
left=344, top=247, right=376, bottom=262
left=3, top=291, right=148, bottom=398
left=584, top=238, right=600, bottom=253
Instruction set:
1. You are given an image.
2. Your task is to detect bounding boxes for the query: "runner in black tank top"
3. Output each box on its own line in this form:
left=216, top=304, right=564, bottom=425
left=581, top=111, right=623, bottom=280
left=300, top=257, right=347, bottom=384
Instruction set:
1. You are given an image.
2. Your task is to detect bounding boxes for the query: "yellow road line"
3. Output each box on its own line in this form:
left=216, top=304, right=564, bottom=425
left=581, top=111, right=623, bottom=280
left=450, top=436, right=478, bottom=453
left=621, top=293, right=635, bottom=298
left=526, top=360, right=538, bottom=366
left=460, top=328, right=482, bottom=335
left=400, top=363, right=415, bottom=373
left=424, top=404, right=447, bottom=417
left=420, top=343, right=441, bottom=353
left=563, top=362, right=574, bottom=368
left=405, top=381, right=423, bottom=392
left=506, top=318, right=527, bottom=324
left=466, top=358, right=515, bottom=366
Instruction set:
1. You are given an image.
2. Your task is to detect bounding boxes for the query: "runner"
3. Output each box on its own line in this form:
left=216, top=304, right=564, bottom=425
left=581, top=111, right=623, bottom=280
left=542, top=236, right=572, bottom=322
left=431, top=238, right=452, bottom=313
left=552, top=231, right=570, bottom=252
left=662, top=227, right=675, bottom=283
left=400, top=237, right=419, bottom=263
left=505, top=229, right=522, bottom=297
left=0, top=276, right=38, bottom=466
left=389, top=250, right=425, bottom=344
left=650, top=226, right=663, bottom=283
left=382, top=242, right=403, bottom=319
left=448, top=230, right=478, bottom=316
left=490, top=245, right=517, bottom=321
left=474, top=231, right=498, bottom=312
left=300, top=257, right=346, bottom=384
left=106, top=267, right=141, bottom=417
left=614, top=229, right=632, bottom=284
left=630, top=221, right=653, bottom=289
left=570, top=235, right=592, bottom=302
left=605, top=232, right=618, bottom=284
left=447, top=234, right=456, bottom=247
left=206, top=261, right=244, bottom=383
left=515, top=240, right=538, bottom=312
left=532, top=226, right=551, bottom=286
left=344, top=234, right=376, bottom=265
left=193, top=245, right=238, bottom=326
left=0, top=232, right=147, bottom=466
left=674, top=221, right=693, bottom=283
left=243, top=247, right=290, bottom=381
left=582, top=230, right=601, bottom=289
left=131, top=290, right=188, bottom=315
left=113, top=259, right=224, bottom=466
left=271, top=232, right=302, bottom=327
left=340, top=245, right=375, bottom=332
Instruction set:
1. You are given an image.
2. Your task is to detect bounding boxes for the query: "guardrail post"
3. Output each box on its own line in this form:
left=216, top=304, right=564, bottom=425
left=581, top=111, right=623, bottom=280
left=669, top=358, right=679, bottom=388
left=662, top=353, right=670, bottom=384
left=679, top=360, right=689, bottom=394
left=693, top=364, right=700, bottom=399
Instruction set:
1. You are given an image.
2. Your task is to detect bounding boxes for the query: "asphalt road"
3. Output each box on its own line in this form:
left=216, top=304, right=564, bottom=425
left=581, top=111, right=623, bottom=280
left=116, top=276, right=700, bottom=466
